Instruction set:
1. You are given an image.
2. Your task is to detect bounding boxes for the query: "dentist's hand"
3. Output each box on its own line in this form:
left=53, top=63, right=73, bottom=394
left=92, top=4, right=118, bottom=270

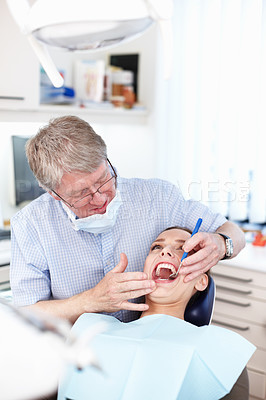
left=179, top=232, right=226, bottom=282
left=88, top=253, right=156, bottom=313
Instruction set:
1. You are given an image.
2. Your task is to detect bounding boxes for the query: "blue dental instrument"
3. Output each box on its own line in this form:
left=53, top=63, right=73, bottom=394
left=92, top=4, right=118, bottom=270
left=169, top=217, right=203, bottom=279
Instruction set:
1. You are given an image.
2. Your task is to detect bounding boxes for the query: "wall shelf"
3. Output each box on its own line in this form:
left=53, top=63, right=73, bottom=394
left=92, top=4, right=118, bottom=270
left=0, top=104, right=149, bottom=124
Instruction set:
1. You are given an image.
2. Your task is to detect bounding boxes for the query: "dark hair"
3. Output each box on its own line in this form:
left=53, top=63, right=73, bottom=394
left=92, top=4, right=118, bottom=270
left=162, top=226, right=192, bottom=235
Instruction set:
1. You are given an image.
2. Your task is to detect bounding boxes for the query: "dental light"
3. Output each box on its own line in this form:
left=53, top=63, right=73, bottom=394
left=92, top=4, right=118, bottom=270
left=6, top=0, right=173, bottom=88
left=0, top=299, right=105, bottom=400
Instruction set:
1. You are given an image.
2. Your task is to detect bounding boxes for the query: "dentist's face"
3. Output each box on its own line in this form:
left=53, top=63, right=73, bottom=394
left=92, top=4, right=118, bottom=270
left=144, top=228, right=203, bottom=305
left=52, top=161, right=116, bottom=218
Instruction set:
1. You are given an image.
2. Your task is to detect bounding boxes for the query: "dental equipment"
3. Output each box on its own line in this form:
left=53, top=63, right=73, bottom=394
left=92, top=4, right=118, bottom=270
left=6, top=0, right=174, bottom=87
left=169, top=218, right=203, bottom=279
left=0, top=298, right=105, bottom=399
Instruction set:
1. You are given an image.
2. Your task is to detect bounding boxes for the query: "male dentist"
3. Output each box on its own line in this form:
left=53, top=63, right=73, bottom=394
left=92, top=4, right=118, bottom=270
left=10, top=115, right=245, bottom=323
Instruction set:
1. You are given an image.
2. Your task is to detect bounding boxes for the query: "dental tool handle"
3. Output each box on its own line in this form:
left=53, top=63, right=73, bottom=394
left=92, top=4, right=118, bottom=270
left=169, top=218, right=203, bottom=279
left=180, top=218, right=203, bottom=262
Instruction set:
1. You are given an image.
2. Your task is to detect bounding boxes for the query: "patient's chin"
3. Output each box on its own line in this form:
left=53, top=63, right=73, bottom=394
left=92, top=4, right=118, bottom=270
left=147, top=287, right=177, bottom=302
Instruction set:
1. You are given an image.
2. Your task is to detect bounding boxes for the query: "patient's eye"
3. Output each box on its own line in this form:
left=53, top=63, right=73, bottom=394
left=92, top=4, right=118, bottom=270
left=176, top=246, right=183, bottom=251
left=150, top=244, right=162, bottom=251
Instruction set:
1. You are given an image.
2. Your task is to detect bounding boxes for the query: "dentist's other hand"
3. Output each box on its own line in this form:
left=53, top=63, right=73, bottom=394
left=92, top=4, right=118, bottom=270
left=88, top=253, right=156, bottom=313
left=179, top=232, right=226, bottom=282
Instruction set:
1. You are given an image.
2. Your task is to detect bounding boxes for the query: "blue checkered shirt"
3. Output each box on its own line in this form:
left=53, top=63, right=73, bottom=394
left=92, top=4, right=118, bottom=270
left=10, top=177, right=226, bottom=322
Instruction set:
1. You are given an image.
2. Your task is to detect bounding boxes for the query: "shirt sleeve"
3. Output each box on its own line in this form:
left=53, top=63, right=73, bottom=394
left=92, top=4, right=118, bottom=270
left=164, top=181, right=227, bottom=232
left=10, top=213, right=51, bottom=306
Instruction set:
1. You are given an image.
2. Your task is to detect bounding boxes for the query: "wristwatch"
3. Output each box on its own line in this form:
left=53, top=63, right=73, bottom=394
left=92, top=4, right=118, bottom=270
left=217, top=233, right=234, bottom=259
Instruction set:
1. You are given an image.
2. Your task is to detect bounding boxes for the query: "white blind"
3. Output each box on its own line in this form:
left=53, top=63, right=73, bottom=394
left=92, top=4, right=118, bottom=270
left=155, top=0, right=266, bottom=223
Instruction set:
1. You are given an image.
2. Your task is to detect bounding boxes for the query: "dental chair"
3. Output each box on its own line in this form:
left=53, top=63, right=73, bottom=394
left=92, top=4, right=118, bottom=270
left=184, top=275, right=215, bottom=326
left=184, top=274, right=250, bottom=400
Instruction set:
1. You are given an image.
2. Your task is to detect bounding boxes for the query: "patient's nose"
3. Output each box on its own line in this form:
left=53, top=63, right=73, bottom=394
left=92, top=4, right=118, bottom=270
left=160, top=246, right=174, bottom=258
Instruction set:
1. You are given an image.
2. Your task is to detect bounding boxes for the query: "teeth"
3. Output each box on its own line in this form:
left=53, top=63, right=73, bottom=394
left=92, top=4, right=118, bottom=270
left=155, top=263, right=176, bottom=276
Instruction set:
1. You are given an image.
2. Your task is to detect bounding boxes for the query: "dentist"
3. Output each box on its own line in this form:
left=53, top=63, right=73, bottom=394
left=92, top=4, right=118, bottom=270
left=10, top=116, right=245, bottom=324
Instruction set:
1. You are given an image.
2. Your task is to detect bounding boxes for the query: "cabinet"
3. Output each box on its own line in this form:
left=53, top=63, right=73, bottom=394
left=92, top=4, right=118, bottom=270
left=0, top=239, right=11, bottom=302
left=0, top=265, right=10, bottom=291
left=211, top=262, right=266, bottom=400
left=0, top=1, right=39, bottom=110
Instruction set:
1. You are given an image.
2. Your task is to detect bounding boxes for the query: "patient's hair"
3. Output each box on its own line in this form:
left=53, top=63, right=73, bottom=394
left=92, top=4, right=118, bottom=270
left=25, top=116, right=107, bottom=191
left=162, top=226, right=192, bottom=235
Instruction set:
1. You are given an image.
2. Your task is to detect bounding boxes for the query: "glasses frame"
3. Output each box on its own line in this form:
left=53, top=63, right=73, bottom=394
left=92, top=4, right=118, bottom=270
left=52, top=158, right=117, bottom=209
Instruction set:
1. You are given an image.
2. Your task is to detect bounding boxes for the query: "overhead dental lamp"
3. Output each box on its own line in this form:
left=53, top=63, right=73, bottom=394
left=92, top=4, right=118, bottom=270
left=6, top=0, right=173, bottom=87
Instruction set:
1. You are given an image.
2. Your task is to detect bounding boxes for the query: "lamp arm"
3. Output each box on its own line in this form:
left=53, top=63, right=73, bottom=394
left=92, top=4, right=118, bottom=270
left=6, top=0, right=64, bottom=87
left=144, top=0, right=173, bottom=20
left=28, top=35, right=64, bottom=87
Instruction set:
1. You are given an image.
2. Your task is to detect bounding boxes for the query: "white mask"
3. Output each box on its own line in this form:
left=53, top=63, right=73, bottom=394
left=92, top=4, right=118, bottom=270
left=61, top=190, right=122, bottom=234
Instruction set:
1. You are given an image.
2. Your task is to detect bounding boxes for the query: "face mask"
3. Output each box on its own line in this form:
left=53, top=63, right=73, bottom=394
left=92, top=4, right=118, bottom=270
left=61, top=190, right=122, bottom=234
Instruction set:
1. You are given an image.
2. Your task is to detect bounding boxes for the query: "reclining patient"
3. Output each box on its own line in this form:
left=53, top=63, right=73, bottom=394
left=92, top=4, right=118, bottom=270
left=58, top=227, right=255, bottom=400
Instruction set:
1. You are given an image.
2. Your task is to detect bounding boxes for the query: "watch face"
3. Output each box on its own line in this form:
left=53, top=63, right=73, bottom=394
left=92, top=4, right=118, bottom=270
left=225, top=238, right=233, bottom=257
left=218, top=233, right=233, bottom=259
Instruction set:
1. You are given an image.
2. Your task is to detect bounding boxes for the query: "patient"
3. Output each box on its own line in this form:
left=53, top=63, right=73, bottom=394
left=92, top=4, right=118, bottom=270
left=141, top=226, right=249, bottom=400
left=57, top=227, right=255, bottom=400
left=140, top=226, right=209, bottom=320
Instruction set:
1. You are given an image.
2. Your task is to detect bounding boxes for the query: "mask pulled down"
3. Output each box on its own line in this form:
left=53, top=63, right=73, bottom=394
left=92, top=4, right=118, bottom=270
left=62, top=190, right=122, bottom=234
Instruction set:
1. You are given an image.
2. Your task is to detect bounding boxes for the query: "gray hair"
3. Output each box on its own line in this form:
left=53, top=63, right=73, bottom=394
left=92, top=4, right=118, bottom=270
left=26, top=115, right=107, bottom=191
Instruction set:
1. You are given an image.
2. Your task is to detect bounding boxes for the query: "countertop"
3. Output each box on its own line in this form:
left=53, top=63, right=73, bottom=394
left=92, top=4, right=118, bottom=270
left=0, top=239, right=11, bottom=266
left=219, top=243, right=266, bottom=273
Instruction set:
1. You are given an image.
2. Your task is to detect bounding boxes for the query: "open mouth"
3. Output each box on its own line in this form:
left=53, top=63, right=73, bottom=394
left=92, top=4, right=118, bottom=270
left=152, top=263, right=178, bottom=281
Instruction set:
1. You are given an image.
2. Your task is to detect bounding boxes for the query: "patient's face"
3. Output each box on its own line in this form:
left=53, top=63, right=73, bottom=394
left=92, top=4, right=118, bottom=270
left=144, top=228, right=205, bottom=305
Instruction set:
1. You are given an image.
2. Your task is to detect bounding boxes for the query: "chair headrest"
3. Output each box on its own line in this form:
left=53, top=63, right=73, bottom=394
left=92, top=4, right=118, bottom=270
left=184, top=275, right=215, bottom=327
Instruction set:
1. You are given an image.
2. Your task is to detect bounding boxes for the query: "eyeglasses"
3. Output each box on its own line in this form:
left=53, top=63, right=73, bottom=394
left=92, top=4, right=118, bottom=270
left=52, top=159, right=117, bottom=209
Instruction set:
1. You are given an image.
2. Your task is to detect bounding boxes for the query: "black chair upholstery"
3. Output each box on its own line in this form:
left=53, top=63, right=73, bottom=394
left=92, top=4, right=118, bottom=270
left=184, top=275, right=215, bottom=327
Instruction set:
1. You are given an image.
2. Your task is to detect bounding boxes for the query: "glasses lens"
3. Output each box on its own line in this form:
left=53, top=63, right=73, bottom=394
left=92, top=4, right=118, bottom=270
left=98, top=176, right=116, bottom=194
left=73, top=193, right=93, bottom=208
left=73, top=176, right=116, bottom=209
